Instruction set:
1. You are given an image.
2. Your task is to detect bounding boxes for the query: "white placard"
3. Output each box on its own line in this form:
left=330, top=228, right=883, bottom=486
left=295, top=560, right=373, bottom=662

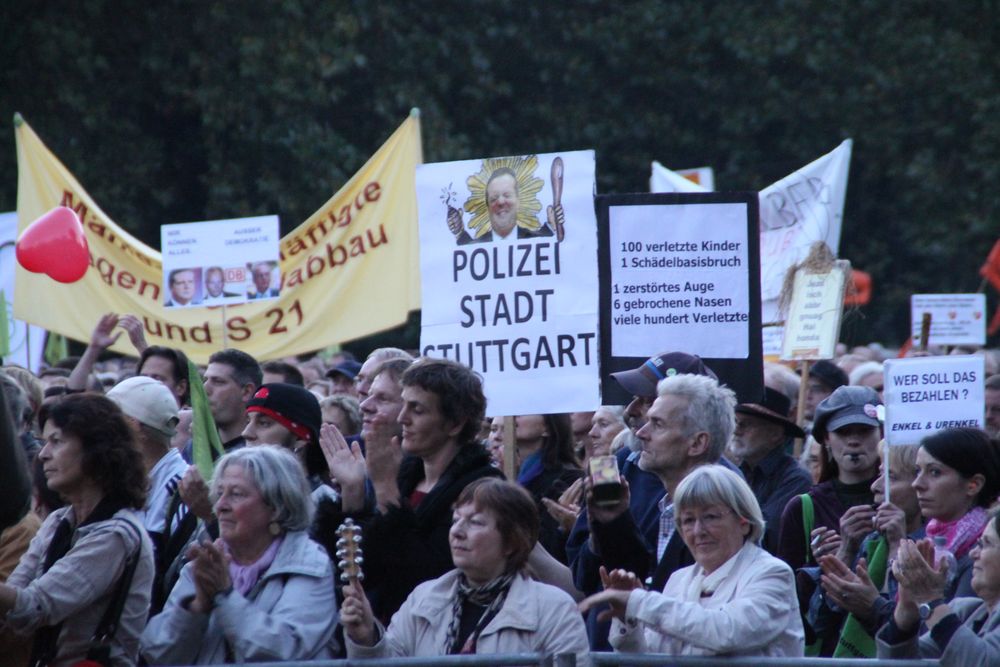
left=607, top=203, right=750, bottom=359
left=910, top=294, right=987, bottom=346
left=0, top=211, right=45, bottom=371
left=781, top=266, right=847, bottom=361
left=762, top=324, right=784, bottom=359
left=417, top=151, right=599, bottom=415
left=883, top=355, right=985, bottom=445
left=160, top=216, right=281, bottom=308
left=759, top=140, right=852, bottom=325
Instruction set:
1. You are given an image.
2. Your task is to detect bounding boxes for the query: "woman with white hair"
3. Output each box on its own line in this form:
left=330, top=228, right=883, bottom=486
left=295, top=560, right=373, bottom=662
left=580, top=464, right=804, bottom=656
left=849, top=361, right=884, bottom=400
left=141, top=446, right=337, bottom=663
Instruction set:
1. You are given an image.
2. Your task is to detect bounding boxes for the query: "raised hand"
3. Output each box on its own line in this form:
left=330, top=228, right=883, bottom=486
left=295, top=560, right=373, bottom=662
left=90, top=312, right=122, bottom=350
left=179, top=466, right=214, bottom=522
left=319, top=423, right=367, bottom=511
left=118, top=313, right=149, bottom=353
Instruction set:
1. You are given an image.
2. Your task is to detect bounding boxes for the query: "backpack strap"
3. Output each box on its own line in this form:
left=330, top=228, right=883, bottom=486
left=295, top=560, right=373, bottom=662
left=85, top=519, right=144, bottom=663
left=800, top=493, right=815, bottom=565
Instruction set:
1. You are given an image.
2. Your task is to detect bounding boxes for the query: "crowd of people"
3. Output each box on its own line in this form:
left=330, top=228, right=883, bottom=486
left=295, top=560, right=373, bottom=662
left=1, top=312, right=1000, bottom=665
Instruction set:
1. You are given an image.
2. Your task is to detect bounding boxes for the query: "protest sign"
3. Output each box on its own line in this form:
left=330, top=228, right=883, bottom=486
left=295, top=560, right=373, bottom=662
left=14, top=112, right=422, bottom=363
left=650, top=162, right=713, bottom=193
left=417, top=151, right=599, bottom=415
left=161, top=216, right=280, bottom=308
left=781, top=261, right=849, bottom=361
left=762, top=324, right=784, bottom=361
left=760, top=140, right=852, bottom=324
left=0, top=211, right=45, bottom=371
left=883, top=355, right=985, bottom=445
left=597, top=193, right=762, bottom=403
left=910, top=294, right=987, bottom=347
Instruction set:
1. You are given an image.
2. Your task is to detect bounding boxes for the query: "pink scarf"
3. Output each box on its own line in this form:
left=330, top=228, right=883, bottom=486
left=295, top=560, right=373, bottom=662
left=926, top=506, right=990, bottom=560
left=224, top=536, right=283, bottom=595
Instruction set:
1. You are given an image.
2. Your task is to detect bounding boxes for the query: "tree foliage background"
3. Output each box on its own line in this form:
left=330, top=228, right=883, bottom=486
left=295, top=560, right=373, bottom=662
left=1, top=0, right=998, bottom=350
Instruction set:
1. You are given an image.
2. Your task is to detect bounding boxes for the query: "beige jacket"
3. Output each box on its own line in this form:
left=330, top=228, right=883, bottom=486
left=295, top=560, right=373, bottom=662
left=347, top=569, right=589, bottom=665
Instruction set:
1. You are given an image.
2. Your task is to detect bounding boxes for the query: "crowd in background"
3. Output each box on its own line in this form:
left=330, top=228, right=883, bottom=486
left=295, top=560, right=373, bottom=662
left=1, top=313, right=999, bottom=665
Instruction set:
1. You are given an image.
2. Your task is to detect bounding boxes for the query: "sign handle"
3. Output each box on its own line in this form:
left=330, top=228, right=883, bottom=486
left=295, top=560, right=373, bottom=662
left=882, top=437, right=891, bottom=507
left=919, top=312, right=932, bottom=351
left=502, top=415, right=517, bottom=481
left=221, top=304, right=229, bottom=350
left=794, top=359, right=811, bottom=458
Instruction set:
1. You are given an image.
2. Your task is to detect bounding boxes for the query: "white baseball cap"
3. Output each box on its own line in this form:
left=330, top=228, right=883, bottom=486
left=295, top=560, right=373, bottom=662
left=107, top=376, right=179, bottom=437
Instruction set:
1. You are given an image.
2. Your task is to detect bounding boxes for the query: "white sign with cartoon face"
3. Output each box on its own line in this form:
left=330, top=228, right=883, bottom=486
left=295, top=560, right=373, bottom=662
left=417, top=151, right=599, bottom=415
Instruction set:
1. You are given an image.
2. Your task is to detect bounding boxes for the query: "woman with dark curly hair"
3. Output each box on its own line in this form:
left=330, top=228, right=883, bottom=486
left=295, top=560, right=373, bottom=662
left=0, top=393, right=154, bottom=666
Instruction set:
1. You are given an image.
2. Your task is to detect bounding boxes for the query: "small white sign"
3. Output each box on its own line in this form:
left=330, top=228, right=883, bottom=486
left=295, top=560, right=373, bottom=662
left=781, top=265, right=847, bottom=361
left=762, top=324, right=784, bottom=360
left=910, top=294, right=987, bottom=346
left=608, top=202, right=751, bottom=359
left=883, top=355, right=985, bottom=445
left=161, top=216, right=281, bottom=308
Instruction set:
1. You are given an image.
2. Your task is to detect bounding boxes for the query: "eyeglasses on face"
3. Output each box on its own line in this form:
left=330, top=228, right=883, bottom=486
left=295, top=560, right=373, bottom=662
left=678, top=508, right=736, bottom=532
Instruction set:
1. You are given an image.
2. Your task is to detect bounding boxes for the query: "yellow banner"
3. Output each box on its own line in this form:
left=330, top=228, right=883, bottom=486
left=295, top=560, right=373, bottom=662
left=14, top=112, right=423, bottom=364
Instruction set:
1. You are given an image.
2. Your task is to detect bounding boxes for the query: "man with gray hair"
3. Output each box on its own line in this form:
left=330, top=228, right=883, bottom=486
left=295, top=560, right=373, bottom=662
left=588, top=373, right=738, bottom=592
left=354, top=347, right=413, bottom=401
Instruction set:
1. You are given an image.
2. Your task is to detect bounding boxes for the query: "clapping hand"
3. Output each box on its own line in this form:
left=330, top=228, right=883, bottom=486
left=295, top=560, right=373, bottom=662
left=319, top=423, right=367, bottom=511
left=578, top=566, right=642, bottom=622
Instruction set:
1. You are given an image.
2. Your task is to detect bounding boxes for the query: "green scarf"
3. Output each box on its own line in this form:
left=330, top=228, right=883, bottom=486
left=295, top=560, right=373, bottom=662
left=832, top=535, right=889, bottom=658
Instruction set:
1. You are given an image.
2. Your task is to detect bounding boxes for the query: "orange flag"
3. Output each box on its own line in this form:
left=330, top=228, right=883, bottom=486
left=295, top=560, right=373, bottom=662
left=980, top=239, right=1000, bottom=292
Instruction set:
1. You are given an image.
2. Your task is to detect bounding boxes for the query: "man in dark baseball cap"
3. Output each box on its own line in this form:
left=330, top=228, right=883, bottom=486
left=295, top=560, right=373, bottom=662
left=327, top=360, right=362, bottom=398
left=610, top=352, right=717, bottom=431
left=242, top=383, right=323, bottom=475
left=731, top=387, right=812, bottom=553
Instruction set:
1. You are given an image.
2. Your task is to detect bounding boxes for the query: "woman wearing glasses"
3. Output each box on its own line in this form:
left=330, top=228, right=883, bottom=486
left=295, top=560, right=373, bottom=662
left=579, top=464, right=804, bottom=656
left=877, top=510, right=1000, bottom=663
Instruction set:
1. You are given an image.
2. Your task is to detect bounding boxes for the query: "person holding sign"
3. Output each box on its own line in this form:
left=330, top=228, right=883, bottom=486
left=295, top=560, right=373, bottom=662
left=814, top=444, right=925, bottom=658
left=877, top=509, right=1000, bottom=664
left=777, top=385, right=882, bottom=655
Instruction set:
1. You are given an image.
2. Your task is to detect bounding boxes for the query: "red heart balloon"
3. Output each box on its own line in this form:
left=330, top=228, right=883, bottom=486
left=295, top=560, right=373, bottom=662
left=16, top=207, right=90, bottom=283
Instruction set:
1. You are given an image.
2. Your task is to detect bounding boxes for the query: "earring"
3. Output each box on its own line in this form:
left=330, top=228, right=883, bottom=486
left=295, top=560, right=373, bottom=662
left=268, top=520, right=281, bottom=536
